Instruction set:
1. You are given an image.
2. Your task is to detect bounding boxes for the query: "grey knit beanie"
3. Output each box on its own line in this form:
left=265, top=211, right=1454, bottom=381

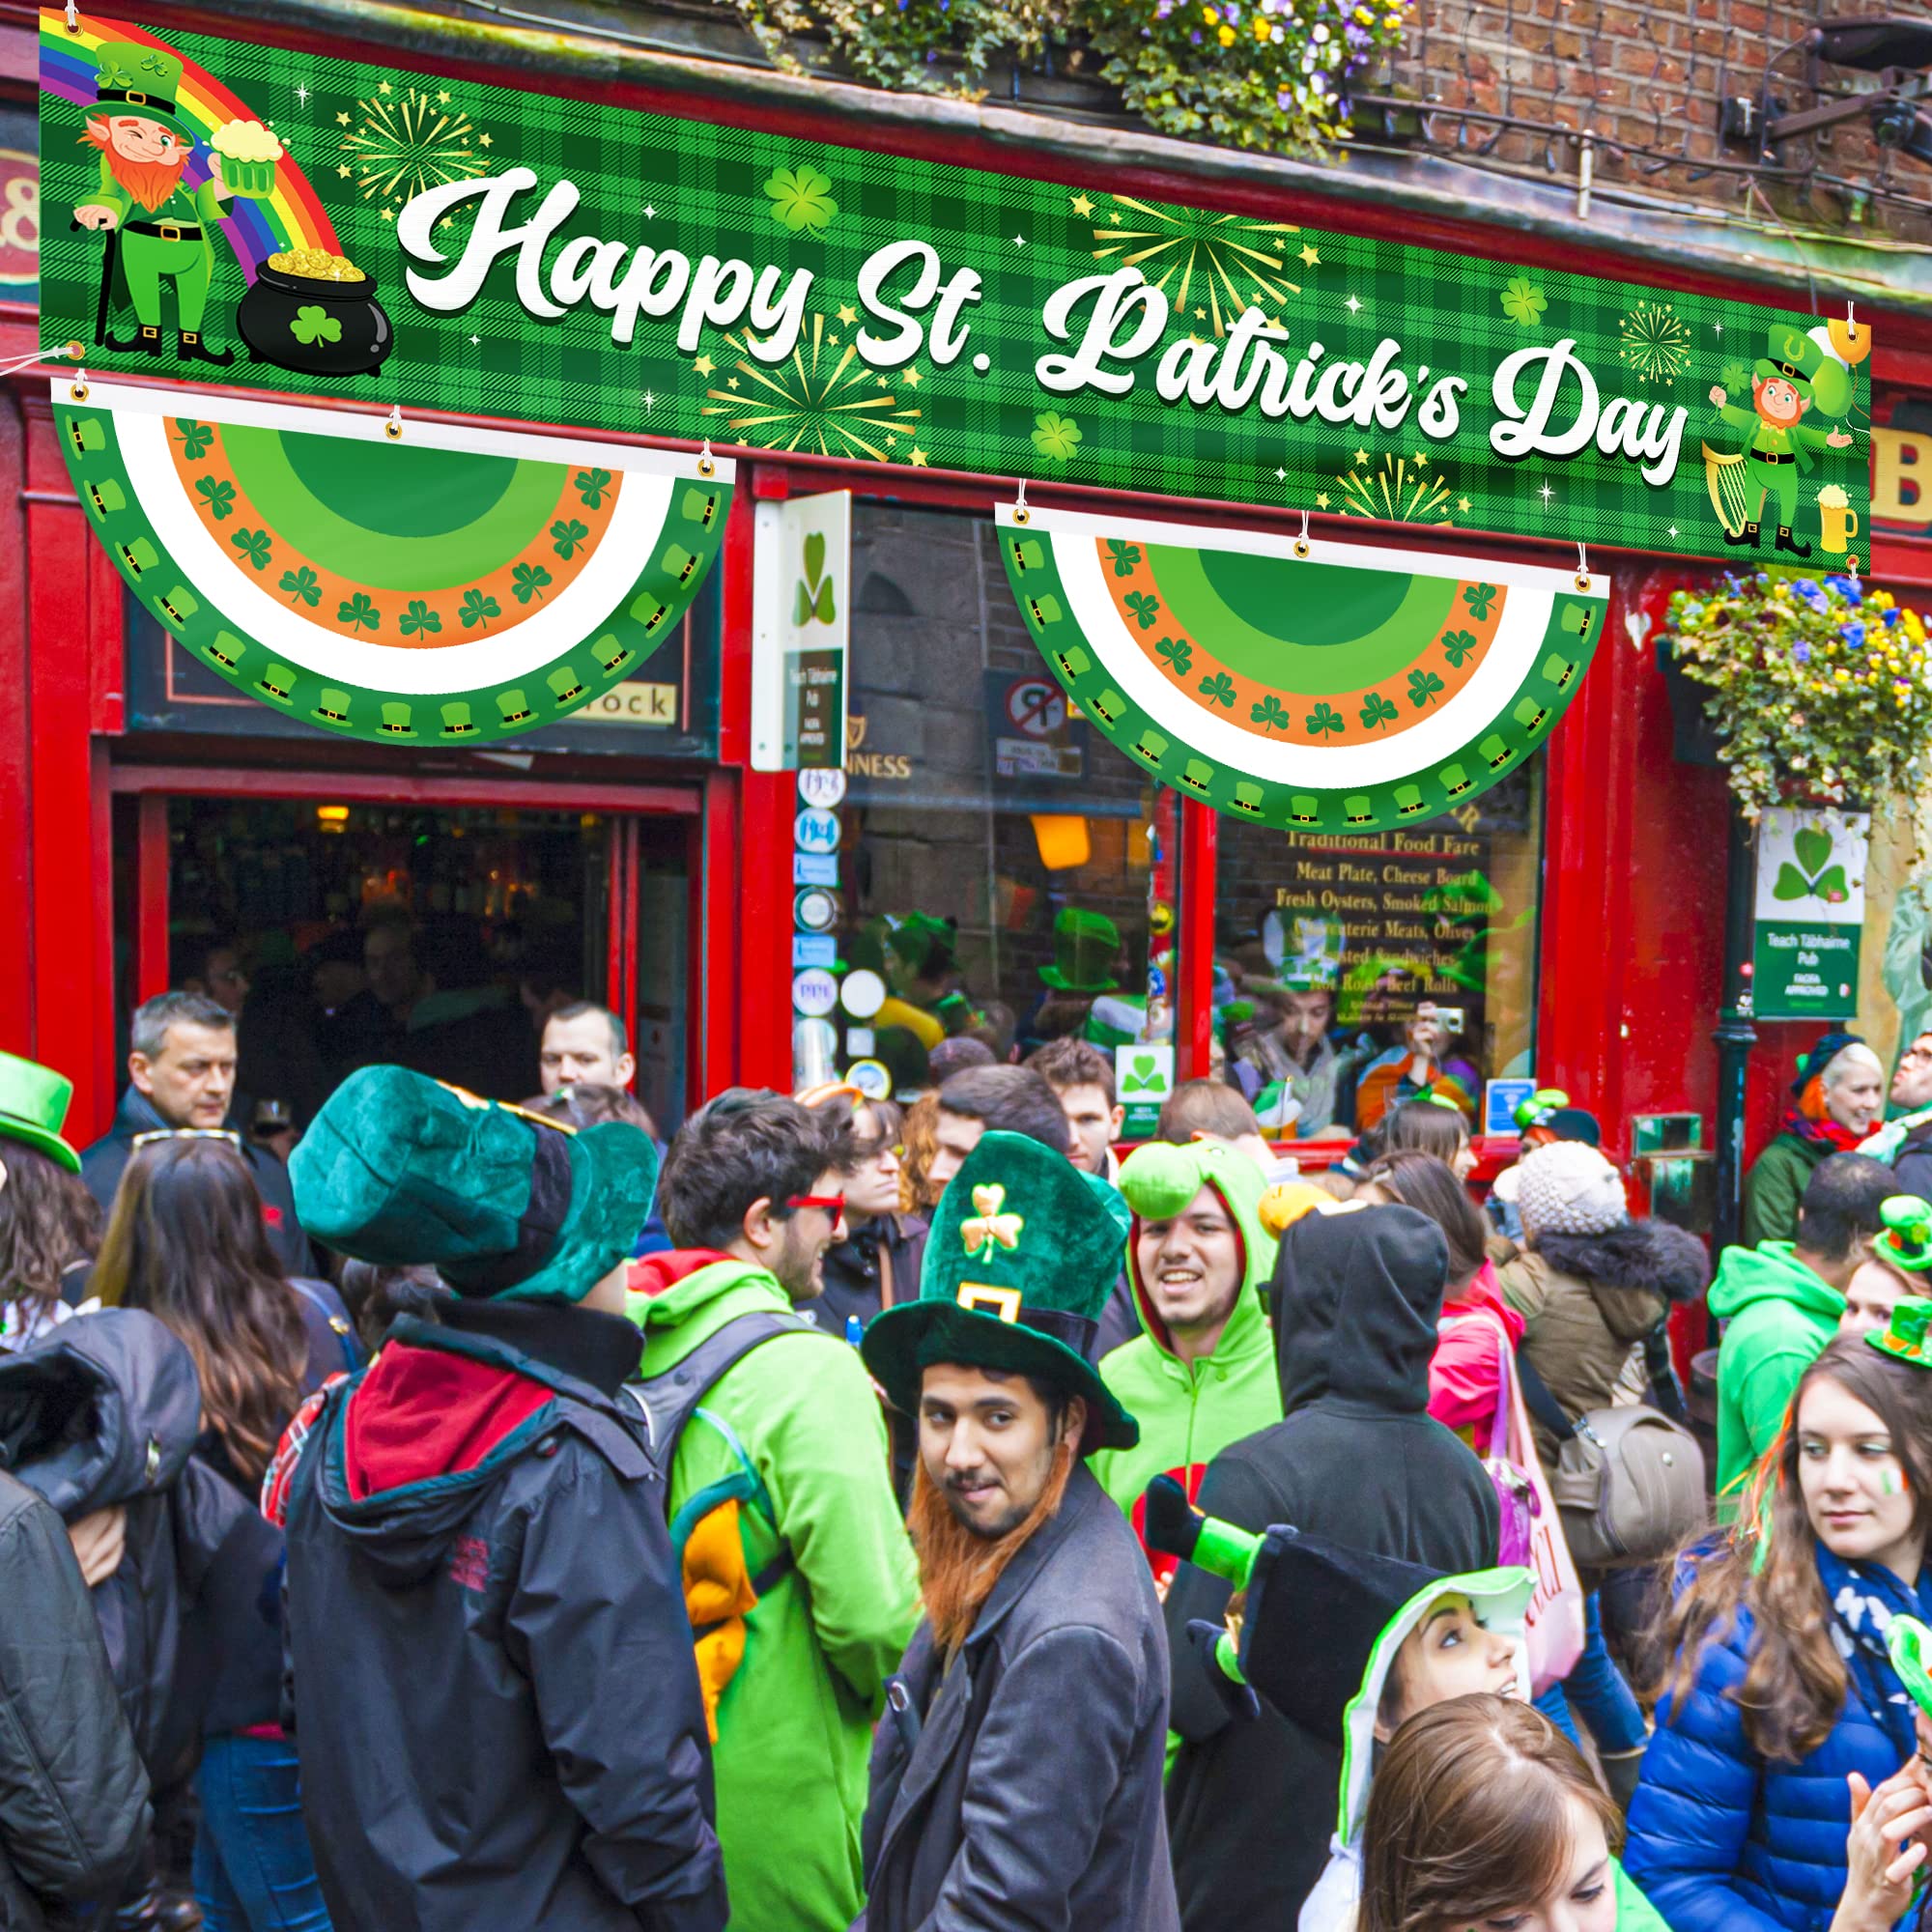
left=1516, top=1140, right=1628, bottom=1239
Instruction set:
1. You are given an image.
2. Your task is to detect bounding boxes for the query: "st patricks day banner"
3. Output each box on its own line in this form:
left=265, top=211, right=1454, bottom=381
left=42, top=11, right=1871, bottom=569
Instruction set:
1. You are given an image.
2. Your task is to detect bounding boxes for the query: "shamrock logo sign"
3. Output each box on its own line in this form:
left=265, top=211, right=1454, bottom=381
left=1121, top=1052, right=1168, bottom=1095
left=793, top=529, right=837, bottom=627
left=960, top=1183, right=1025, bottom=1256
left=1772, top=823, right=1851, bottom=905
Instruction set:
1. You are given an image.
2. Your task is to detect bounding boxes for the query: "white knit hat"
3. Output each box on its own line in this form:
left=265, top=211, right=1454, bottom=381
left=1515, top=1141, right=1628, bottom=1239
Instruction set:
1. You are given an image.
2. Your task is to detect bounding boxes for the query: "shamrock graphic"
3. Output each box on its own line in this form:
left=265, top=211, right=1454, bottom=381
left=1440, top=629, right=1478, bottom=668
left=793, top=530, right=837, bottom=627
left=1500, top=276, right=1547, bottom=326
left=1121, top=1053, right=1167, bottom=1095
left=400, top=599, right=443, bottom=638
left=229, top=526, right=271, bottom=572
left=337, top=592, right=381, bottom=633
left=1199, top=670, right=1236, bottom=709
left=1123, top=590, right=1160, bottom=630
left=574, top=467, right=613, bottom=508
left=1463, top=583, right=1499, bottom=621
left=1106, top=539, right=1142, bottom=578
left=550, top=518, right=590, bottom=560
left=1359, top=691, right=1399, bottom=731
left=512, top=563, right=553, bottom=605
left=1721, top=358, right=1752, bottom=394
left=290, top=305, right=342, bottom=347
left=1407, top=668, right=1446, bottom=708
left=460, top=589, right=502, bottom=631
left=1156, top=635, right=1194, bottom=678
left=1031, top=412, right=1083, bottom=464
left=173, top=419, right=214, bottom=461
left=279, top=566, right=321, bottom=609
left=194, top=476, right=236, bottom=522
left=763, top=165, right=838, bottom=235
left=960, top=1183, right=1025, bottom=1256
left=1772, top=823, right=1852, bottom=905
left=1306, top=702, right=1345, bottom=738
left=1251, top=694, right=1291, bottom=733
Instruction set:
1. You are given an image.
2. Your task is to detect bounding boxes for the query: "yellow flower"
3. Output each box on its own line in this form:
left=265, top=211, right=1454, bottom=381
left=1254, top=15, right=1271, bottom=35
left=1217, top=20, right=1236, bottom=39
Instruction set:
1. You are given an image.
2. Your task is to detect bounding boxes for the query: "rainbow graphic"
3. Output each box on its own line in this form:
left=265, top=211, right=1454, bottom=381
left=40, top=9, right=338, bottom=280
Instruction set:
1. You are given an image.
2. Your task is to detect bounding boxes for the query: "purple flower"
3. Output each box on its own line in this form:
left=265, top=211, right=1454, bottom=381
left=1191, top=27, right=1203, bottom=38
left=1886, top=608, right=1902, bottom=629
left=1793, top=641, right=1812, bottom=663
left=1841, top=620, right=1867, bottom=649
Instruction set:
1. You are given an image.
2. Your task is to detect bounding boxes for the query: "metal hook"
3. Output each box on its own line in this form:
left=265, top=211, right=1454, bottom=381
left=1293, top=507, right=1310, bottom=559
left=1013, top=479, right=1031, bottom=526
left=384, top=405, right=403, bottom=440
left=697, top=438, right=716, bottom=480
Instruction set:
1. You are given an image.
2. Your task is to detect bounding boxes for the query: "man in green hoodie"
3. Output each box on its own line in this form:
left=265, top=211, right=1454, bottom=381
left=629, top=1090, right=919, bottom=1932
left=1713, top=1151, right=1894, bottom=1514
left=1088, top=1139, right=1282, bottom=1577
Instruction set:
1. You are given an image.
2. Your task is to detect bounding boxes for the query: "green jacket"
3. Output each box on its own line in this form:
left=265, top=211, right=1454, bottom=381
left=1088, top=1141, right=1282, bottom=1545
left=1710, top=1240, right=1843, bottom=1516
left=629, top=1257, right=919, bottom=1932
left=78, top=154, right=225, bottom=231
left=1741, top=1131, right=1830, bottom=1249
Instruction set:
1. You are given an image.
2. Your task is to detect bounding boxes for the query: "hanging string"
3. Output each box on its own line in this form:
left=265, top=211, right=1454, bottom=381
left=1293, top=507, right=1310, bottom=558
left=1012, top=478, right=1030, bottom=526
left=1576, top=540, right=1591, bottom=591
left=0, top=341, right=82, bottom=379
left=384, top=404, right=403, bottom=440
left=65, top=0, right=79, bottom=31
left=697, top=437, right=716, bottom=480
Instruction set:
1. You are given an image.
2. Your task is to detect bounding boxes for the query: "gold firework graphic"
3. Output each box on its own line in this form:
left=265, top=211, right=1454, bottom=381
left=1090, top=200, right=1302, bottom=336
left=700, top=316, right=923, bottom=461
left=341, top=88, right=491, bottom=207
left=1617, top=299, right=1691, bottom=385
left=1337, top=452, right=1454, bottom=524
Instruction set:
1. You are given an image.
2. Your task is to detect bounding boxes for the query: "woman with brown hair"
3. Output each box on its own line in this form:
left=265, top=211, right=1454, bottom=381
left=1359, top=1694, right=1665, bottom=1932
left=0, top=1052, right=100, bottom=1351
left=794, top=1082, right=926, bottom=1335
left=1626, top=1330, right=1932, bottom=1932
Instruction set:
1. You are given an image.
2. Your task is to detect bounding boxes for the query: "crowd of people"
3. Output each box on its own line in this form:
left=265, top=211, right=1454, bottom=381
left=14, top=931, right=1932, bottom=1931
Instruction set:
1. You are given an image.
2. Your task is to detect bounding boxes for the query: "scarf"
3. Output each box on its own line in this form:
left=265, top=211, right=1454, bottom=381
left=1816, top=1544, right=1923, bottom=1765
left=1781, top=1106, right=1866, bottom=1154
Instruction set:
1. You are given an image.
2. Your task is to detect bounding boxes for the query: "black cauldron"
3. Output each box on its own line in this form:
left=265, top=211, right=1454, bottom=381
left=237, top=260, right=394, bottom=380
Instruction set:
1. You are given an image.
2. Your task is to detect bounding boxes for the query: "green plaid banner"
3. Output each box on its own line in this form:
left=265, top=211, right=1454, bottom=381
left=42, top=9, right=1872, bottom=565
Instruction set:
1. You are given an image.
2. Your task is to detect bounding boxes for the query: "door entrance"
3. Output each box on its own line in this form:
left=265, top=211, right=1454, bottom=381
left=110, top=767, right=699, bottom=1136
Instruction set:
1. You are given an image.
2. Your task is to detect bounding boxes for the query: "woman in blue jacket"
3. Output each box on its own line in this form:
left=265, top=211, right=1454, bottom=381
left=1626, top=1325, right=1932, bottom=1932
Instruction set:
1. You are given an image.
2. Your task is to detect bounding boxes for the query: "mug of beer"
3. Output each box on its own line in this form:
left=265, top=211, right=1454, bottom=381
left=1817, top=483, right=1861, bottom=556
left=210, top=118, right=283, bottom=199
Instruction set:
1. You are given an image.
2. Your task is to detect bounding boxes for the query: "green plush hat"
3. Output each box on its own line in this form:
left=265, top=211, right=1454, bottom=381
left=1513, top=1087, right=1570, bottom=1133
left=861, top=1129, right=1138, bottom=1450
left=91, top=43, right=198, bottom=144
left=1753, top=323, right=1827, bottom=404
left=1879, top=1197, right=1932, bottom=1275
left=885, top=911, right=958, bottom=976
left=0, top=1051, right=81, bottom=1175
left=289, top=1065, right=658, bottom=1304
left=1867, top=1296, right=1932, bottom=1369
left=1888, top=1614, right=1932, bottom=1718
left=1039, top=907, right=1122, bottom=993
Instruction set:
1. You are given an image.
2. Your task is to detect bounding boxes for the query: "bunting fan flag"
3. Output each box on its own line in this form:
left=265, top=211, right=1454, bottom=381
left=53, top=378, right=733, bottom=743
left=999, top=502, right=1608, bottom=833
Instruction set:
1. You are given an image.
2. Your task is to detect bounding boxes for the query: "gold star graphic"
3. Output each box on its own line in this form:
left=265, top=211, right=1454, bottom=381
left=437, top=89, right=451, bottom=103
left=1352, top=448, right=1370, bottom=467
left=1457, top=496, right=1471, bottom=513
left=336, top=163, right=352, bottom=177
left=901, top=367, right=923, bottom=387
left=479, top=133, right=493, bottom=147
left=380, top=207, right=395, bottom=222
left=1194, top=306, right=1206, bottom=320
left=379, top=79, right=392, bottom=94
left=440, top=216, right=454, bottom=230
left=727, top=376, right=740, bottom=389
left=1316, top=492, right=1330, bottom=509
left=1070, top=192, right=1094, bottom=217
left=1413, top=451, right=1428, bottom=467
left=909, top=447, right=929, bottom=468
left=886, top=433, right=896, bottom=444
left=335, top=111, right=351, bottom=126
left=694, top=355, right=715, bottom=377
left=837, top=303, right=858, bottom=325
left=1298, top=243, right=1321, bottom=267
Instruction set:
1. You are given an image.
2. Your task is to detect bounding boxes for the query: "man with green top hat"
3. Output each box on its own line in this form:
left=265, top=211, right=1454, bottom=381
left=1708, top=323, right=1855, bottom=557
left=74, top=43, right=238, bottom=365
left=859, top=1131, right=1180, bottom=1932
left=278, top=1065, right=727, bottom=1932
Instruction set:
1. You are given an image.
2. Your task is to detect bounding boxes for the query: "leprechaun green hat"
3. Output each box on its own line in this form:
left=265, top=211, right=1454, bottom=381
left=1753, top=323, right=1827, bottom=404
left=1866, top=1296, right=1932, bottom=1369
left=0, top=1050, right=81, bottom=1175
left=1877, top=1197, right=1932, bottom=1274
left=861, top=1129, right=1138, bottom=1451
left=1887, top=1614, right=1932, bottom=1718
left=91, top=43, right=199, bottom=145
left=1039, top=906, right=1122, bottom=992
left=289, top=1065, right=658, bottom=1304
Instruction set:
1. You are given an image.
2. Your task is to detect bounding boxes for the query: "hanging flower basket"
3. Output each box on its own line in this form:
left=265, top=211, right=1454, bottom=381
left=1658, top=572, right=1932, bottom=821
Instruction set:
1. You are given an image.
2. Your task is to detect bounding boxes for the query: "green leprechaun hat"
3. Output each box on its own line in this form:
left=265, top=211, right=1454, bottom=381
left=1867, top=1296, right=1932, bottom=1369
left=1513, top=1087, right=1571, bottom=1133
left=1887, top=1615, right=1932, bottom=1719
left=289, top=1065, right=658, bottom=1304
left=91, top=43, right=199, bottom=144
left=1039, top=906, right=1122, bottom=993
left=861, top=1129, right=1138, bottom=1450
left=1879, top=1197, right=1932, bottom=1274
left=0, top=1050, right=82, bottom=1175
left=1754, top=323, right=1828, bottom=406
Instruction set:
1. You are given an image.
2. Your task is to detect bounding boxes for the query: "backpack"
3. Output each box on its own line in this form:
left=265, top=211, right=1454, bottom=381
left=633, top=1310, right=840, bottom=1738
left=1517, top=1343, right=1706, bottom=1569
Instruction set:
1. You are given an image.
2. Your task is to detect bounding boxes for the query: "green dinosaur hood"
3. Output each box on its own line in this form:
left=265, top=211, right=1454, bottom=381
left=1708, top=1240, right=1845, bottom=1323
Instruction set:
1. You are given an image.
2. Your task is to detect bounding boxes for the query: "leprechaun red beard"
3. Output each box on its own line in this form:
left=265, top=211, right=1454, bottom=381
left=81, top=126, right=191, bottom=213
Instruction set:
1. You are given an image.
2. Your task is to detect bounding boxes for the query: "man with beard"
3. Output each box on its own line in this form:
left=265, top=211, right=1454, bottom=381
left=859, top=1132, right=1180, bottom=1932
left=630, top=1090, right=918, bottom=1932
left=73, top=44, right=237, bottom=364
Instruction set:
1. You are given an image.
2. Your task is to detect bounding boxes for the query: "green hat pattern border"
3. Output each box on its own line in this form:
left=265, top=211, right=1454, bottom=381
left=53, top=389, right=732, bottom=747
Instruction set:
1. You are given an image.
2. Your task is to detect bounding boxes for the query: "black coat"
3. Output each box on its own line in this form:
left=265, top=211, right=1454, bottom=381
left=1163, top=1205, right=1501, bottom=1930
left=862, top=1463, right=1180, bottom=1932
left=1894, top=1122, right=1932, bottom=1208
left=797, top=1213, right=928, bottom=1335
left=280, top=1297, right=726, bottom=1932
left=0, top=1469, right=151, bottom=1932
left=79, top=1087, right=313, bottom=1277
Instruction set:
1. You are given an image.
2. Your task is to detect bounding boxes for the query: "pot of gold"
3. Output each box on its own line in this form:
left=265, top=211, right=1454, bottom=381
left=210, top=119, right=283, bottom=199
left=237, top=248, right=394, bottom=379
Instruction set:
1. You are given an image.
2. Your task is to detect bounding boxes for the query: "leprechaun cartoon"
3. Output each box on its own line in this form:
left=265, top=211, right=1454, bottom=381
left=1706, top=323, right=1856, bottom=558
left=72, top=43, right=238, bottom=366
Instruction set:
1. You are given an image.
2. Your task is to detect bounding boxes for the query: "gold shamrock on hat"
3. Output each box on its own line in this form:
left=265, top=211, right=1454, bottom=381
left=960, top=1182, right=1025, bottom=1257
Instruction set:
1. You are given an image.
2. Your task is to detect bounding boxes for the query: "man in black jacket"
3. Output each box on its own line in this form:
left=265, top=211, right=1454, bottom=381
left=279, top=1065, right=726, bottom=1932
left=0, top=1468, right=151, bottom=1931
left=1162, top=1203, right=1500, bottom=1929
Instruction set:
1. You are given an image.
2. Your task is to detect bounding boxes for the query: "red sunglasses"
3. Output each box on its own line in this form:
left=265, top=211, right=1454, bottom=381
left=785, top=1192, right=846, bottom=1216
